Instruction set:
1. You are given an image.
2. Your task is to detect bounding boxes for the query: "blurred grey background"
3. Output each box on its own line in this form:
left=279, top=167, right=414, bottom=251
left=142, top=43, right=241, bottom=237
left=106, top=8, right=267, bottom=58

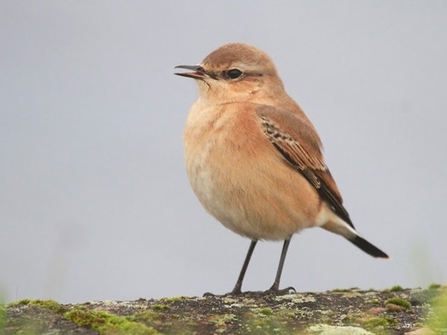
left=1, top=1, right=446, bottom=303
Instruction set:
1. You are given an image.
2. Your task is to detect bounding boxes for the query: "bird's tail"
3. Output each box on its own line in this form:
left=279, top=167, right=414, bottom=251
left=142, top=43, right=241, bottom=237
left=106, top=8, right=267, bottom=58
left=321, top=218, right=389, bottom=259
left=349, top=235, right=389, bottom=258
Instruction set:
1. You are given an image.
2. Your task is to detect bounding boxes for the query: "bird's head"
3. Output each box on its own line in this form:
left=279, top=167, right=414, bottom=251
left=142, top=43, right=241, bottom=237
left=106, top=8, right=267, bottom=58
left=175, top=43, right=285, bottom=105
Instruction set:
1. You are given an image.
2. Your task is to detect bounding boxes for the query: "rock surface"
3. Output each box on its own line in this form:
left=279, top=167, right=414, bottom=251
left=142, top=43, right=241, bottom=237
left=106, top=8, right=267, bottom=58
left=2, top=286, right=446, bottom=334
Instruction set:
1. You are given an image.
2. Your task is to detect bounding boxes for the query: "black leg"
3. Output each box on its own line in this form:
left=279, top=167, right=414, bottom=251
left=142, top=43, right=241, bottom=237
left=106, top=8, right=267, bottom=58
left=229, top=240, right=257, bottom=295
left=265, top=237, right=295, bottom=295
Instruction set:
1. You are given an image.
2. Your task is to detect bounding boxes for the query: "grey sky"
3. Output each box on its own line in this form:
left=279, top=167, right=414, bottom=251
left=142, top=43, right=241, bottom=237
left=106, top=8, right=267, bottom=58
left=1, top=1, right=446, bottom=303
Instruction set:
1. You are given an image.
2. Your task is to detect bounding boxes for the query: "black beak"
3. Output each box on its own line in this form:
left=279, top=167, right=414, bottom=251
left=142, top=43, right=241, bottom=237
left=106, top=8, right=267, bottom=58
left=174, top=65, right=215, bottom=79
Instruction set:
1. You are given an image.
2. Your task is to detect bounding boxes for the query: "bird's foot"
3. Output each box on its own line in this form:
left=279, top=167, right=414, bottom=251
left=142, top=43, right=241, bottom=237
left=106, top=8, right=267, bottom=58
left=203, top=287, right=242, bottom=297
left=263, top=285, right=296, bottom=296
left=203, top=286, right=295, bottom=298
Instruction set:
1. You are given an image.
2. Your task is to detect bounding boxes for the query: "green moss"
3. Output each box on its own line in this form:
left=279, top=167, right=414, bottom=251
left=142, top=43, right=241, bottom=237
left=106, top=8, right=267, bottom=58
left=7, top=299, right=67, bottom=314
left=7, top=298, right=32, bottom=307
left=209, top=313, right=237, bottom=333
left=160, top=296, right=187, bottom=303
left=0, top=303, right=5, bottom=332
left=428, top=289, right=447, bottom=332
left=65, top=307, right=160, bottom=335
left=7, top=299, right=160, bottom=334
left=34, top=300, right=67, bottom=314
left=283, top=312, right=297, bottom=320
left=341, top=315, right=355, bottom=324
left=131, top=311, right=164, bottom=323
left=367, top=298, right=381, bottom=305
left=428, top=283, right=442, bottom=290
left=240, top=309, right=297, bottom=335
left=385, top=298, right=411, bottom=309
left=151, top=304, right=170, bottom=311
left=5, top=299, right=67, bottom=335
left=259, top=307, right=273, bottom=316
left=245, top=316, right=279, bottom=333
left=131, top=310, right=196, bottom=335
left=363, top=316, right=397, bottom=329
left=332, top=288, right=352, bottom=292
left=382, top=286, right=403, bottom=293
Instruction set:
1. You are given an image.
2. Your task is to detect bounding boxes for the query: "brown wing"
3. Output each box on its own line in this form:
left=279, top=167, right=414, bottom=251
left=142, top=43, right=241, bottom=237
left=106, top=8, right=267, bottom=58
left=256, top=105, right=355, bottom=229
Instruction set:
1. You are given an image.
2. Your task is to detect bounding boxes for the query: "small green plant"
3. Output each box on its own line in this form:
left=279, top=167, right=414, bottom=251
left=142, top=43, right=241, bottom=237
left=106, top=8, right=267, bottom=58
left=385, top=297, right=411, bottom=309
left=259, top=307, right=273, bottom=316
left=151, top=304, right=170, bottom=311
left=7, top=298, right=32, bottom=307
left=0, top=302, right=5, bottom=333
left=332, top=288, right=352, bottom=293
left=428, top=283, right=442, bottom=290
left=427, top=288, right=447, bottom=332
left=363, top=316, right=397, bottom=329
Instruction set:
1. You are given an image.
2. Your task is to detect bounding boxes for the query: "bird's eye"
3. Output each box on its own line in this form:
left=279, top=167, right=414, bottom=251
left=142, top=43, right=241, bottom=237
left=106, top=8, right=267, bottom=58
left=224, top=69, right=243, bottom=80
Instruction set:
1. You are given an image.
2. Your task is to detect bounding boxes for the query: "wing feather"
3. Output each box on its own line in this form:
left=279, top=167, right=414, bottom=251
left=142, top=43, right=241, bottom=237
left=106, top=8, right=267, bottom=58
left=257, top=106, right=355, bottom=229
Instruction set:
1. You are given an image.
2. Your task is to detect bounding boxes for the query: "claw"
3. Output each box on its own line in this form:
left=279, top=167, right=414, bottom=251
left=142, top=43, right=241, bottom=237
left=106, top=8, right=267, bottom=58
left=203, top=292, right=216, bottom=297
left=264, top=286, right=296, bottom=296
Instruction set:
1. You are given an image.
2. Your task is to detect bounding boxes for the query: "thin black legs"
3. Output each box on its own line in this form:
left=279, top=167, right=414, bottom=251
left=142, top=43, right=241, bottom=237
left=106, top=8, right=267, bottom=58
left=230, top=239, right=257, bottom=295
left=227, top=237, right=294, bottom=296
left=267, top=237, right=294, bottom=294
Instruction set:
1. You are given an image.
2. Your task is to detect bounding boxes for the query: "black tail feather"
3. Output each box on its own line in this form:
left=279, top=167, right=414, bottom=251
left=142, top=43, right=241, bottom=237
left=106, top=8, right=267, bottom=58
left=350, top=235, right=389, bottom=258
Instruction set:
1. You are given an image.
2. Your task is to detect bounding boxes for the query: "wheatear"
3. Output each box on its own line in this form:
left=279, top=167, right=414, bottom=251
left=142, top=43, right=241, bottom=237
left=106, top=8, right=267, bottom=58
left=175, top=43, right=388, bottom=296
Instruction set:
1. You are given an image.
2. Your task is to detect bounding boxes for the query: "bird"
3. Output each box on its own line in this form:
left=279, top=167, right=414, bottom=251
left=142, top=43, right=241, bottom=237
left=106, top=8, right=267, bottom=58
left=175, top=43, right=389, bottom=296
